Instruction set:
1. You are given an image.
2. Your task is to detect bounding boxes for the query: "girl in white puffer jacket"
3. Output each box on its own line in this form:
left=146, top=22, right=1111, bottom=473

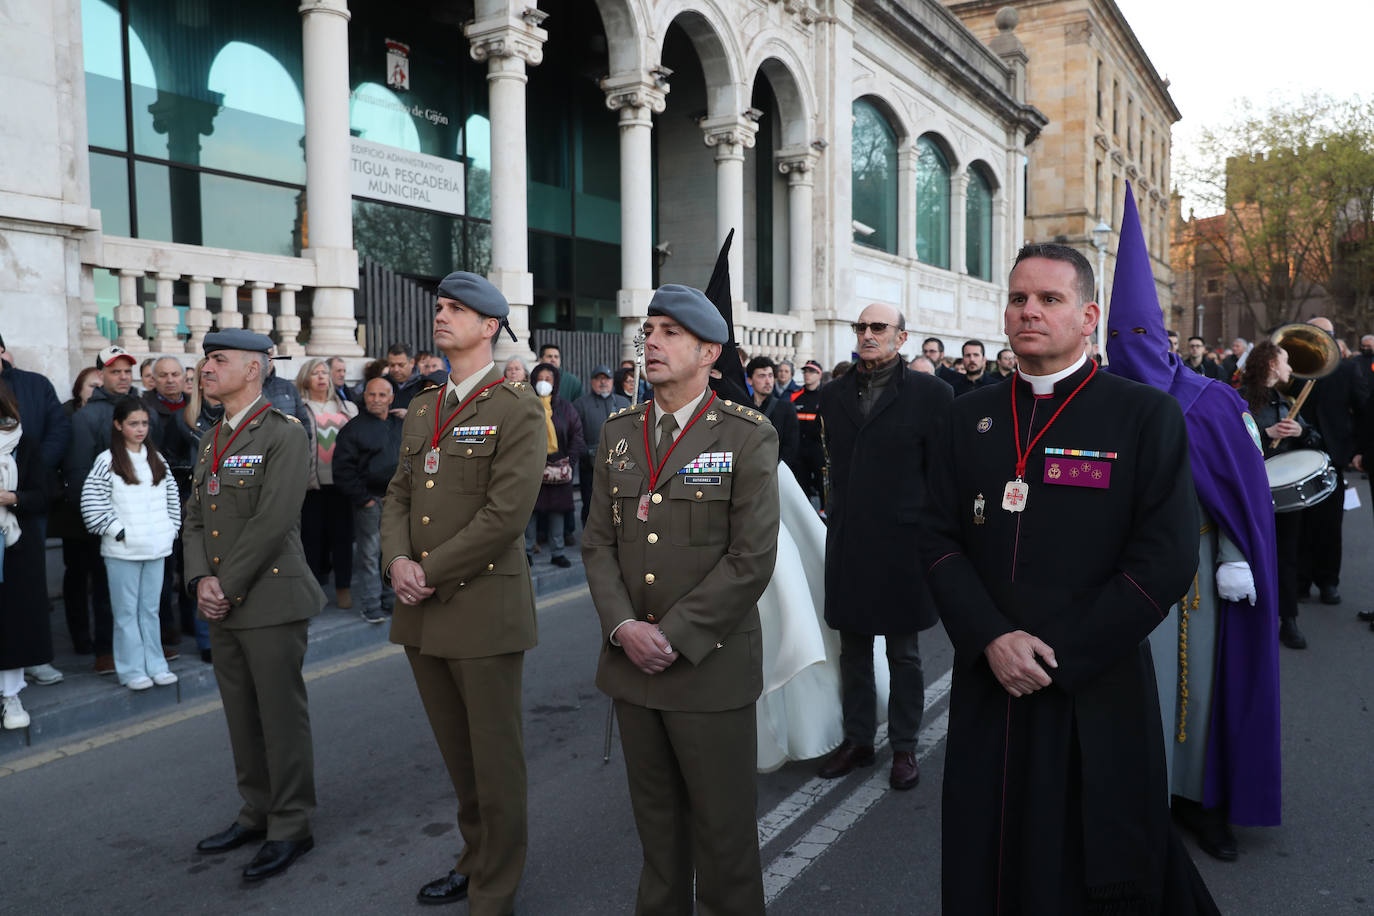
left=81, top=397, right=182, bottom=691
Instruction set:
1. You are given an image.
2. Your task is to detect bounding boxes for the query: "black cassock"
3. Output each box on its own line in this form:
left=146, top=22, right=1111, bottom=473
left=921, top=359, right=1219, bottom=915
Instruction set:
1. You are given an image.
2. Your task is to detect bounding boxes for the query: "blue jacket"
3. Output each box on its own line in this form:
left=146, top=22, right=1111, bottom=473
left=2, top=363, right=70, bottom=472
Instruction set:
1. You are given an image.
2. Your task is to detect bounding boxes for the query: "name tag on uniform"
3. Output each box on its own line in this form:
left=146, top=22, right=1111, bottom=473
left=1044, top=458, right=1111, bottom=489
left=682, top=475, right=722, bottom=486
left=679, top=451, right=733, bottom=474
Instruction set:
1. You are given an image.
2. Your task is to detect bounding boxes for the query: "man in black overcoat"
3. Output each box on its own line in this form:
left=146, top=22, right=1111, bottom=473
left=816, top=303, right=953, bottom=790
left=920, top=244, right=1218, bottom=914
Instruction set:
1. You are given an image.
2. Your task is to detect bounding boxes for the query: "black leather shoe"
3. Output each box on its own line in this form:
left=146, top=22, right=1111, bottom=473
left=890, top=750, right=920, bottom=790
left=1197, top=817, right=1239, bottom=862
left=196, top=822, right=265, bottom=853
left=1279, top=618, right=1307, bottom=649
left=551, top=555, right=572, bottom=568
left=1320, top=585, right=1341, bottom=605
left=1356, top=610, right=1374, bottom=622
left=817, top=740, right=876, bottom=779
left=417, top=870, right=469, bottom=905
left=242, top=837, right=313, bottom=881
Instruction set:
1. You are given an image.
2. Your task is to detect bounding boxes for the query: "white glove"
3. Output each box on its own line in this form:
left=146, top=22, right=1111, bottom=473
left=1216, top=561, right=1256, bottom=605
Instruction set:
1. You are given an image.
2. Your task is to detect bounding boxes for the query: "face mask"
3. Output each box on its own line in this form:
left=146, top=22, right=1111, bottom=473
left=534, top=380, right=553, bottom=397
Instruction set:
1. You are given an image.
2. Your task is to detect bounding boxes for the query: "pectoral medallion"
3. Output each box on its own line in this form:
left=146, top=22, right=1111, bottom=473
left=423, top=448, right=441, bottom=475
left=1002, top=479, right=1028, bottom=512
left=636, top=494, right=650, bottom=522
left=207, top=474, right=220, bottom=496
left=974, top=493, right=985, bottom=525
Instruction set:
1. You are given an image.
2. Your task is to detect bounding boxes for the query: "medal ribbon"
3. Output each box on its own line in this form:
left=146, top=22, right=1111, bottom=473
left=430, top=380, right=504, bottom=450
left=643, top=392, right=718, bottom=493
left=211, top=404, right=271, bottom=475
left=1010, top=360, right=1098, bottom=479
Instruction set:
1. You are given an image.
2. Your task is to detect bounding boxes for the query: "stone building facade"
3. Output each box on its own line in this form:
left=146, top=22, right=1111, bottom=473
left=946, top=0, right=1178, bottom=326
left=2, top=0, right=1046, bottom=384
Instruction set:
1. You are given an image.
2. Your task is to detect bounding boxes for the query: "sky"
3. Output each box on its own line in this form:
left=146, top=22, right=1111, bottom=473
left=1112, top=0, right=1371, bottom=215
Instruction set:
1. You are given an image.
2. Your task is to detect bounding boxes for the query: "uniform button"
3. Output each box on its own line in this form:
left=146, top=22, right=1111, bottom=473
left=716, top=641, right=724, bottom=649
left=646, top=533, right=658, bottom=544
left=647, top=614, right=656, bottom=623
left=611, top=486, right=619, bottom=495
left=272, top=567, right=279, bottom=574
left=420, top=550, right=429, bottom=559
left=211, top=530, right=219, bottom=537
left=237, top=479, right=244, bottom=486
left=235, top=596, right=243, bottom=604
left=695, top=491, right=703, bottom=499
left=209, top=503, right=217, bottom=511
left=459, top=582, right=466, bottom=588
left=651, top=493, right=663, bottom=504
left=644, top=573, right=655, bottom=584
left=421, top=516, right=431, bottom=525
left=212, top=556, right=220, bottom=564
left=465, top=448, right=473, bottom=455
left=425, top=480, right=434, bottom=489
left=487, top=563, right=495, bottom=571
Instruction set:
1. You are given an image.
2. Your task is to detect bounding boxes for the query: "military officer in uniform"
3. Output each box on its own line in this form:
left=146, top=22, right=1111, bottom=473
left=380, top=272, right=546, bottom=914
left=186, top=330, right=324, bottom=881
left=583, top=284, right=780, bottom=916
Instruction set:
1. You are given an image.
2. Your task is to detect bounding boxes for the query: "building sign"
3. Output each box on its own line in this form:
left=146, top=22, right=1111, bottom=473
left=350, top=137, right=465, bottom=216
left=386, top=39, right=410, bottom=91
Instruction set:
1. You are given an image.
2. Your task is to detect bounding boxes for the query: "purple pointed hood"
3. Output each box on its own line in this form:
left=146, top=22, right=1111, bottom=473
left=1105, top=182, right=1281, bottom=826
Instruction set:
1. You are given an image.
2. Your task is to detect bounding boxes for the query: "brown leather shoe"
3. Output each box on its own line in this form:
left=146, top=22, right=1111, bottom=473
left=890, top=751, right=920, bottom=790
left=817, top=740, right=875, bottom=779
left=93, top=654, right=116, bottom=675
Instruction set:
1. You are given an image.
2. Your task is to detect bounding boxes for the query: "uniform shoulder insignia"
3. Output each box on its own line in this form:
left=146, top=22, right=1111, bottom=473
left=286, top=414, right=301, bottom=424
left=420, top=378, right=443, bottom=392
left=725, top=403, right=767, bottom=425
left=265, top=405, right=299, bottom=423
left=502, top=378, right=530, bottom=394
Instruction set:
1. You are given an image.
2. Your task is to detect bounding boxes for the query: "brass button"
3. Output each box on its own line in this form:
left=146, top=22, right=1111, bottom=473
left=651, top=493, right=663, bottom=505
left=459, top=581, right=466, bottom=588
left=272, top=567, right=279, bottom=574
left=716, top=641, right=724, bottom=649
left=647, top=533, right=658, bottom=544
left=420, top=550, right=429, bottom=559
left=209, top=503, right=217, bottom=511
left=487, top=563, right=494, bottom=571
left=212, top=556, right=220, bottom=564
left=647, top=614, right=656, bottom=623
left=211, top=530, right=219, bottom=537
left=237, top=479, right=244, bottom=486
left=421, top=516, right=431, bottom=525
left=695, top=491, right=703, bottom=499
left=425, top=480, right=434, bottom=489
left=235, top=596, right=243, bottom=604
left=644, top=573, right=655, bottom=584
left=611, top=486, right=619, bottom=495
left=465, top=448, right=473, bottom=456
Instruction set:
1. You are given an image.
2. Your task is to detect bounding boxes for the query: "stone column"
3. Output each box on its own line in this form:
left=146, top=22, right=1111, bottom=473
left=276, top=285, right=305, bottom=356
left=778, top=149, right=819, bottom=356
left=604, top=74, right=667, bottom=362
left=185, top=276, right=214, bottom=353
left=951, top=169, right=969, bottom=275
left=467, top=12, right=547, bottom=364
left=248, top=281, right=275, bottom=335
left=152, top=272, right=182, bottom=351
left=897, top=144, right=918, bottom=260
left=217, top=279, right=245, bottom=330
left=299, top=0, right=362, bottom=355
left=115, top=269, right=148, bottom=353
left=701, top=116, right=757, bottom=307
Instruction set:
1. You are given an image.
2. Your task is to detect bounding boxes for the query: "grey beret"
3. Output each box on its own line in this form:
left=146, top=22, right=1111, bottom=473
left=647, top=284, right=729, bottom=344
left=203, top=329, right=275, bottom=356
left=437, top=271, right=509, bottom=318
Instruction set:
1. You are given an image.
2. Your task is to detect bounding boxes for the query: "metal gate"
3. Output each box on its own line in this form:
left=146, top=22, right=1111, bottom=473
left=357, top=258, right=437, bottom=357
left=527, top=328, right=622, bottom=389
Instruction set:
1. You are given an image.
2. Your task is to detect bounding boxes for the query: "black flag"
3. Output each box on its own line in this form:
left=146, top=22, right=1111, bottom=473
left=705, top=229, right=751, bottom=404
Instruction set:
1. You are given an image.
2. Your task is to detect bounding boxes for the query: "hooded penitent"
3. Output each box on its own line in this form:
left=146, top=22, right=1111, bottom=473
left=1105, top=183, right=1281, bottom=826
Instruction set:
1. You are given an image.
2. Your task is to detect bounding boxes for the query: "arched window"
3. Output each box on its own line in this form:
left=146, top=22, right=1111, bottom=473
left=206, top=41, right=306, bottom=183
left=965, top=165, right=994, bottom=281
left=851, top=99, right=897, bottom=254
left=916, top=135, right=951, bottom=269
left=350, top=81, right=422, bottom=153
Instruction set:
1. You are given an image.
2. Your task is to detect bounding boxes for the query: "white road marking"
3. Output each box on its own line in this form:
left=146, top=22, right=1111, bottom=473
left=760, top=685, right=953, bottom=904
left=756, top=668, right=952, bottom=849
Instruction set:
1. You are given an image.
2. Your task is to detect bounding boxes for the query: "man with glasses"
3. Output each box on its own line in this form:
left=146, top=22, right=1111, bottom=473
left=816, top=305, right=952, bottom=790
left=1183, top=336, right=1220, bottom=378
left=921, top=337, right=962, bottom=387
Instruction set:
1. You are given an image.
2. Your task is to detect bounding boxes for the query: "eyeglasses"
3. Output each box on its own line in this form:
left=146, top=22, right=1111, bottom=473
left=852, top=322, right=893, bottom=335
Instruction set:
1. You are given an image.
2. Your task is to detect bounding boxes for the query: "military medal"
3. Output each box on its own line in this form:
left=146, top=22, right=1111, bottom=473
left=1007, top=361, right=1098, bottom=513
left=636, top=494, right=650, bottom=522
left=973, top=493, right=985, bottom=525
left=612, top=501, right=622, bottom=528
left=423, top=448, right=440, bottom=474
left=207, top=474, right=220, bottom=496
left=208, top=402, right=270, bottom=499
left=426, top=379, right=504, bottom=476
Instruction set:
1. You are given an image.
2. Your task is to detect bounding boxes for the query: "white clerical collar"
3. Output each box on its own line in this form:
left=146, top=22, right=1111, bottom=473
left=653, top=388, right=708, bottom=442
left=443, top=362, right=495, bottom=406
left=1018, top=352, right=1089, bottom=396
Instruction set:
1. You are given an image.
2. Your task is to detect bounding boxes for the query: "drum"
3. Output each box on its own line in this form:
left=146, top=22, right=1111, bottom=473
left=1265, top=449, right=1337, bottom=513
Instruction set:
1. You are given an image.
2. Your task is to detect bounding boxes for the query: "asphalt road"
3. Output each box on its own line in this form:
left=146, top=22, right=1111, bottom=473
left=4, top=490, right=1374, bottom=914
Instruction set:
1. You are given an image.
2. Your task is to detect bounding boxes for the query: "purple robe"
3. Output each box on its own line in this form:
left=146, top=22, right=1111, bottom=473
left=1106, top=183, right=1281, bottom=826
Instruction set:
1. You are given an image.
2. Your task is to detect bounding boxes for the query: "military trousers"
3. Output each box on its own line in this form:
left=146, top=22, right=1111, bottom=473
left=406, top=648, right=527, bottom=916
left=209, top=618, right=315, bottom=841
left=614, top=700, right=764, bottom=916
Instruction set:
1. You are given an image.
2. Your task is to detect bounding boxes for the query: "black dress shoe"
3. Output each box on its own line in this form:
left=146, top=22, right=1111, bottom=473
left=551, top=555, right=572, bottom=568
left=817, top=740, right=876, bottom=779
left=417, top=870, right=469, bottom=905
left=1279, top=618, right=1308, bottom=650
left=1356, top=610, right=1374, bottom=622
left=890, top=750, right=920, bottom=790
left=1320, top=585, right=1341, bottom=605
left=242, top=837, right=313, bottom=881
left=196, top=822, right=265, bottom=853
left=1197, top=816, right=1239, bottom=862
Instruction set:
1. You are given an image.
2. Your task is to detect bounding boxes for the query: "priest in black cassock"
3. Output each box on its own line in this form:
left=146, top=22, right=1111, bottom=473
left=921, top=243, right=1220, bottom=915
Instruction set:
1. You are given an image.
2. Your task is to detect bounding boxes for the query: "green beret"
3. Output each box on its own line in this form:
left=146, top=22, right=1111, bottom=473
left=647, top=284, right=729, bottom=344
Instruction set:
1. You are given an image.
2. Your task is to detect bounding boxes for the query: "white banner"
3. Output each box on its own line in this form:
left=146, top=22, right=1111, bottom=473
left=349, top=137, right=465, bottom=216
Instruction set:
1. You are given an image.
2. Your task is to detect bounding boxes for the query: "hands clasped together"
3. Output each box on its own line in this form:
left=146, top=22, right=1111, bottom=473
left=985, top=630, right=1058, bottom=697
left=618, top=620, right=679, bottom=676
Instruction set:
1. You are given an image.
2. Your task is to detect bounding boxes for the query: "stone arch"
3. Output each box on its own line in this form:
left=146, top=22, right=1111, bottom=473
left=749, top=45, right=814, bottom=148
left=655, top=1, right=745, bottom=116
left=916, top=129, right=960, bottom=171
left=590, top=0, right=653, bottom=75
left=968, top=157, right=1001, bottom=191
left=853, top=91, right=910, bottom=143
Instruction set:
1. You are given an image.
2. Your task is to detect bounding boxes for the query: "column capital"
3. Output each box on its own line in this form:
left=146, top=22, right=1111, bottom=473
left=297, top=0, right=350, bottom=22
left=466, top=16, right=548, bottom=68
left=117, top=269, right=145, bottom=279
left=776, top=147, right=821, bottom=185
left=701, top=114, right=759, bottom=161
left=602, top=72, right=668, bottom=117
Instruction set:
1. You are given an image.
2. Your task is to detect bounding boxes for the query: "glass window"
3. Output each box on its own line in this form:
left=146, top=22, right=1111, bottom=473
left=965, top=167, right=993, bottom=282
left=916, top=135, right=951, bottom=269
left=574, top=239, right=620, bottom=333
left=851, top=99, right=897, bottom=254
left=199, top=173, right=302, bottom=256
left=89, top=152, right=131, bottom=236
left=133, top=160, right=174, bottom=244
left=82, top=0, right=127, bottom=150
left=462, top=114, right=492, bottom=220
left=353, top=199, right=465, bottom=278
left=204, top=41, right=306, bottom=184
left=351, top=82, right=421, bottom=152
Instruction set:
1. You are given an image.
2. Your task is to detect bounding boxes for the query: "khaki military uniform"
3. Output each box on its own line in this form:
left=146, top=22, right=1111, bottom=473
left=380, top=367, right=545, bottom=916
left=582, top=394, right=780, bottom=916
left=184, top=395, right=325, bottom=842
